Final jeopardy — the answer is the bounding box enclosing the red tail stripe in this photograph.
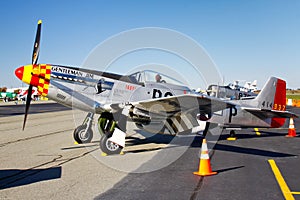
[272,79,286,111]
[271,79,286,128]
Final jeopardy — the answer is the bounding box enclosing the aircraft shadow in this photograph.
[0,167,61,190]
[213,143,296,158]
[124,131,296,157]
[124,147,165,154]
[126,133,175,146]
[94,133,294,199]
[124,134,203,154]
[217,130,289,141]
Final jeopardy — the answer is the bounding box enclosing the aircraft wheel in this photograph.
[73,124,93,144]
[229,130,236,138]
[99,132,122,155]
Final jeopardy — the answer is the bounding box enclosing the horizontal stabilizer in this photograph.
[243,107,298,119]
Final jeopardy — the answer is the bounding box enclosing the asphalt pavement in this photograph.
[0,103,299,199]
[0,100,70,117]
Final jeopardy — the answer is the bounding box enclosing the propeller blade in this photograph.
[32,20,42,65]
[22,20,43,130]
[23,85,33,130]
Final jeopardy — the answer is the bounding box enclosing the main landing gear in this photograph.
[73,112,94,144]
[98,112,123,155]
[73,112,123,155]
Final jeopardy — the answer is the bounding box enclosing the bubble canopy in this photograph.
[128,70,185,86]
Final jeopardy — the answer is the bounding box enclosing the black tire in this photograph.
[98,112,123,154]
[73,124,93,144]
[99,132,122,155]
[229,130,236,138]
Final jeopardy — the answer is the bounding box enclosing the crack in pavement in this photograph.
[189,148,216,200]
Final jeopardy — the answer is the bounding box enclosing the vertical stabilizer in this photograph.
[255,77,286,127]
[256,77,286,110]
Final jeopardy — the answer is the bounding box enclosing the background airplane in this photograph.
[206,84,257,100]
[15,20,297,155]
[243,80,258,92]
[228,80,258,93]
[204,79,258,100]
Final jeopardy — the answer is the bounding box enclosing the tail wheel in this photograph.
[73,124,93,144]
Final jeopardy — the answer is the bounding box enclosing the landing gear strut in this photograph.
[98,112,123,155]
[73,112,94,144]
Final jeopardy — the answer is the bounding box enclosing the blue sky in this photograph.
[1,0,299,89]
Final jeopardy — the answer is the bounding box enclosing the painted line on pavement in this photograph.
[268,159,295,200]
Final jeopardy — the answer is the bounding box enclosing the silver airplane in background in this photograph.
[15,20,297,155]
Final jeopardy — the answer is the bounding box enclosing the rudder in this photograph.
[255,77,286,127]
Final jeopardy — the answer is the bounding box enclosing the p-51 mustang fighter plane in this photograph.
[15,20,297,155]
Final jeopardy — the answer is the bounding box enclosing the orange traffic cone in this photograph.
[193,139,217,176]
[286,118,297,137]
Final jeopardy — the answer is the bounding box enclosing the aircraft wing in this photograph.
[243,108,298,119]
[132,94,234,116]
[127,94,235,135]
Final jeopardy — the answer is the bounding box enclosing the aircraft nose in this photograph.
[15,66,24,80]
[14,65,39,86]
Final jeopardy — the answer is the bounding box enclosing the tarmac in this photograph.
[0,102,299,199]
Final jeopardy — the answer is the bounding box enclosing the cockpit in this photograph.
[128,70,185,86]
